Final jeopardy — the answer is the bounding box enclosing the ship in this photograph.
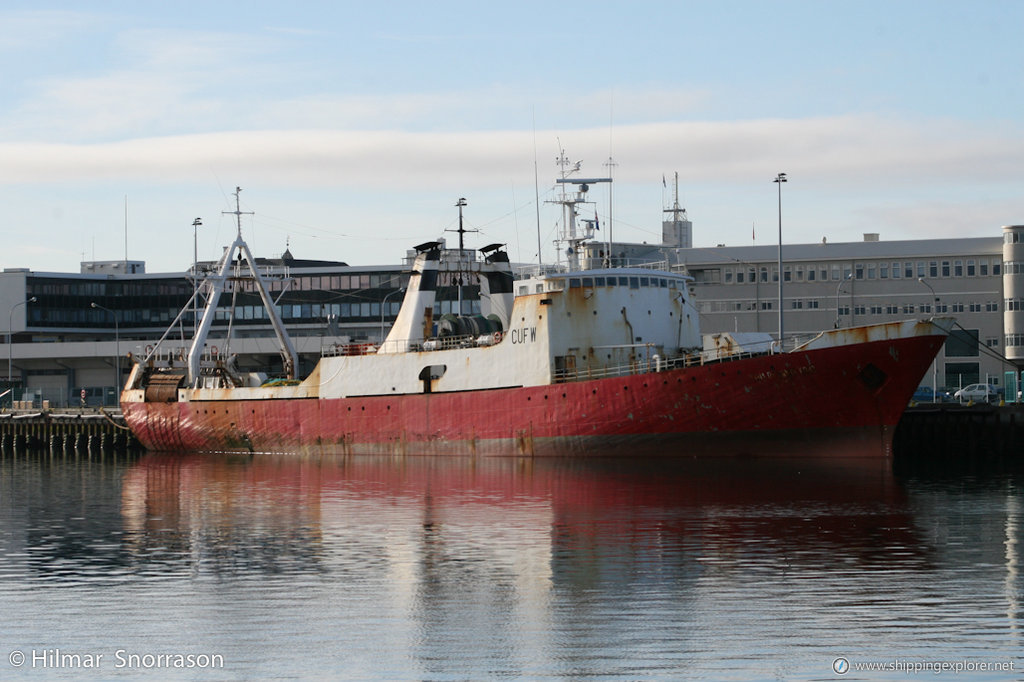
[120,181,952,458]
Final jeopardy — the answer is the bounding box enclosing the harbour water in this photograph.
[1,448,1022,680]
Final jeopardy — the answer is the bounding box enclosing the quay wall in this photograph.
[0,409,141,453]
[895,403,1024,462]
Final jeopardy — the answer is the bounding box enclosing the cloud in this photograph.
[0,116,1019,192]
[0,9,98,50]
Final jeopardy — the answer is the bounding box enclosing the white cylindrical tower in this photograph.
[1002,225,1024,367]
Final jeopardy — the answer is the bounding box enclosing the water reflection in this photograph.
[111,454,921,576]
[114,453,927,678]
[2,449,1022,679]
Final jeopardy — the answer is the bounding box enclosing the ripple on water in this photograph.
[1,453,1023,679]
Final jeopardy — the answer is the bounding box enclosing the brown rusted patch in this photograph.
[144,371,186,403]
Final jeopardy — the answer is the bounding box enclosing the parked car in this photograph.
[953,383,1000,404]
[910,386,935,403]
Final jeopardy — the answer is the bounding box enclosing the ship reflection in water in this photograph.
[2,447,1022,679]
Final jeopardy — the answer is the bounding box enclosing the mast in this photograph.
[549,149,611,271]
[223,186,254,238]
[445,197,478,315]
[662,172,692,249]
[187,187,299,385]
[603,156,616,266]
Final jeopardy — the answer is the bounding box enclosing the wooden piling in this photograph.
[0,409,142,454]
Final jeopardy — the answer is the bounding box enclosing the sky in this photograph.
[0,1,1022,274]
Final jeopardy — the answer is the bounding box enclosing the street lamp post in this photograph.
[192,217,202,336]
[7,296,36,402]
[917,276,939,312]
[834,274,853,329]
[773,173,787,349]
[918,277,940,400]
[379,288,405,350]
[91,302,120,404]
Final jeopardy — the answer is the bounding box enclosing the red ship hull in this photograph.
[123,331,945,458]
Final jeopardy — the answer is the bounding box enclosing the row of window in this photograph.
[29,279,191,298]
[27,272,405,298]
[27,298,489,328]
[237,273,403,293]
[700,300,999,314]
[566,275,680,290]
[711,258,1003,285]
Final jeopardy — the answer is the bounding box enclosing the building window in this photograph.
[724,268,733,284]
[955,260,963,277]
[854,305,865,315]
[969,302,982,312]
[952,302,964,313]
[945,329,980,357]
[994,260,1002,276]
[870,305,882,314]
[855,264,864,280]
[892,262,902,279]
[903,304,916,314]
[760,267,769,283]
[879,263,889,279]
[831,265,840,281]
[886,304,898,314]
[921,304,932,313]
[931,261,939,277]
[967,260,976,277]
[808,300,819,309]
[944,361,979,387]
[987,301,998,312]
[936,303,948,313]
